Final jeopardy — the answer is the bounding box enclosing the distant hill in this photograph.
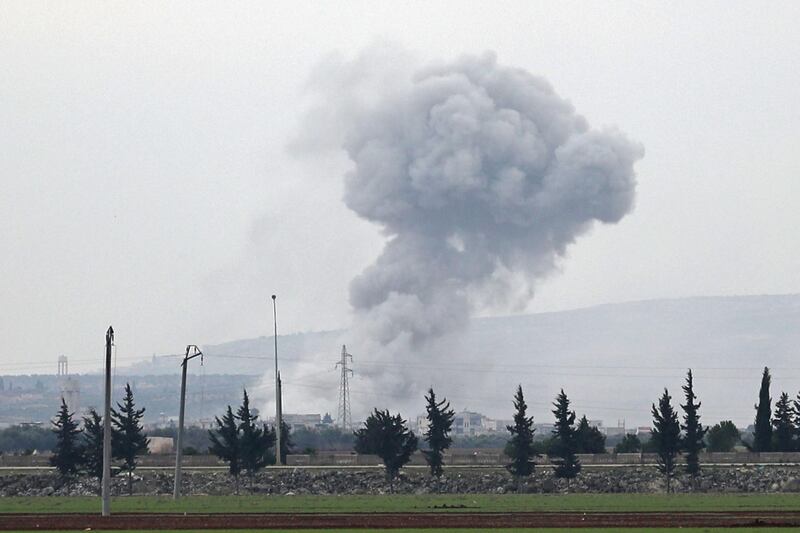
[122,294,800,427]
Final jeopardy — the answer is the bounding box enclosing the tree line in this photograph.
[342,367,797,493]
[42,365,800,494]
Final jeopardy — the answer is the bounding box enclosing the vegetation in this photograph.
[81,409,106,482]
[111,383,149,496]
[706,421,740,452]
[614,434,642,453]
[354,409,418,491]
[680,369,706,479]
[753,367,772,452]
[0,424,56,453]
[505,385,538,481]
[209,405,243,494]
[550,389,581,486]
[575,416,606,454]
[278,420,293,464]
[49,398,82,485]
[452,433,509,449]
[237,390,274,486]
[772,391,795,452]
[290,426,355,452]
[422,388,455,478]
[651,388,681,493]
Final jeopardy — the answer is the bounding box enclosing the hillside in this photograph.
[121,294,800,426]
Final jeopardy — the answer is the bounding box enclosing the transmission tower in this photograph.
[336,344,353,430]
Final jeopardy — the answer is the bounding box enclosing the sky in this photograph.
[1,1,799,377]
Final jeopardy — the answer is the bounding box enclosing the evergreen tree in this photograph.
[550,389,581,487]
[50,398,82,486]
[680,369,707,479]
[208,405,242,494]
[772,392,795,452]
[651,388,681,493]
[505,385,538,482]
[753,367,772,452]
[575,415,606,454]
[793,392,800,445]
[614,434,642,454]
[279,420,293,464]
[706,421,740,452]
[236,390,273,488]
[110,383,149,496]
[422,388,455,478]
[81,409,105,484]
[354,409,418,492]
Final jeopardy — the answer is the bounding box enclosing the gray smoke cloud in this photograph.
[296,47,643,411]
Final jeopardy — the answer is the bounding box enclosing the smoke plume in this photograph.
[297,47,643,410]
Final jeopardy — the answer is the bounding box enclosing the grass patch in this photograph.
[2,493,800,514]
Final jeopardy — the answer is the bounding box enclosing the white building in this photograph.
[415,410,501,437]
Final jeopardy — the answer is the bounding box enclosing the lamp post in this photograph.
[272,295,282,466]
[102,326,113,516]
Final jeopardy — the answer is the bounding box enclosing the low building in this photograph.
[148,436,174,454]
[282,413,321,430]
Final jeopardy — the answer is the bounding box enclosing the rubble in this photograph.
[3,465,800,496]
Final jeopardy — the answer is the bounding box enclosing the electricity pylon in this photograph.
[336,345,353,431]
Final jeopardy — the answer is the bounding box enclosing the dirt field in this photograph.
[4,511,800,530]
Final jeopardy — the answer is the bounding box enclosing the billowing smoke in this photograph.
[295,47,643,414]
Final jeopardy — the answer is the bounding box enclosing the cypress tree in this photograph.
[81,409,105,488]
[209,405,242,494]
[550,389,581,487]
[237,389,272,489]
[111,383,149,496]
[279,420,293,464]
[680,369,707,480]
[354,409,418,492]
[575,415,606,454]
[651,388,681,493]
[753,367,772,452]
[793,392,800,444]
[505,385,538,483]
[772,392,795,452]
[50,398,82,487]
[423,388,455,479]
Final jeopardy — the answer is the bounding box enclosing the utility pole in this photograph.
[102,326,113,516]
[336,345,353,431]
[272,295,282,466]
[174,345,203,499]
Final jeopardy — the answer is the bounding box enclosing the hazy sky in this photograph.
[1,1,799,374]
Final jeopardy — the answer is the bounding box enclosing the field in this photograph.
[5,494,800,531]
[4,493,800,514]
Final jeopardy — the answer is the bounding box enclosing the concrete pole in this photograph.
[272,295,282,466]
[173,345,201,499]
[102,326,113,516]
[173,355,188,499]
